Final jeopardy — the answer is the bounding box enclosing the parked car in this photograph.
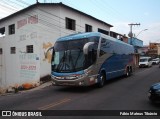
[152,58,160,65]
[139,57,152,68]
[148,83,160,103]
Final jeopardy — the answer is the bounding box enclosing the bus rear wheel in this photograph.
[126,67,132,77]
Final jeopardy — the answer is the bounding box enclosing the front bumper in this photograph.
[139,64,148,67]
[51,74,98,86]
[148,90,160,103]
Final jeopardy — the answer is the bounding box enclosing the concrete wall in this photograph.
[0,8,41,93]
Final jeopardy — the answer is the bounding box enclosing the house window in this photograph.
[26,45,33,53]
[98,28,109,35]
[85,24,92,32]
[10,47,16,54]
[9,24,15,35]
[0,27,5,36]
[65,17,76,30]
[0,48,2,55]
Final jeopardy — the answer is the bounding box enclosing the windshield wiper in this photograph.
[73,48,82,71]
[56,51,66,72]
[68,50,75,72]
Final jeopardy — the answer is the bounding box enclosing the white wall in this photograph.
[0,8,41,93]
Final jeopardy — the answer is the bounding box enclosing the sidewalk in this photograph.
[21,81,53,93]
[0,81,53,96]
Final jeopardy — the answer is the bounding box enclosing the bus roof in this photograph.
[57,32,101,42]
[57,32,133,48]
[100,33,133,47]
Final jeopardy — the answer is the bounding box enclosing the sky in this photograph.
[0,0,160,45]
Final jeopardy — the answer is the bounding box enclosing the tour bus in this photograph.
[49,32,134,87]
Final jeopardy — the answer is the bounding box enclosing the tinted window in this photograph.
[9,24,15,35]
[26,45,33,53]
[85,24,92,32]
[66,17,76,30]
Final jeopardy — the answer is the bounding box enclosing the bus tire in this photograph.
[97,72,106,88]
[129,66,133,76]
[125,67,130,77]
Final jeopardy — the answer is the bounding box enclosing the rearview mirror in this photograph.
[83,42,95,55]
[45,47,54,59]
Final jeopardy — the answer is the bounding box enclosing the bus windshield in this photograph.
[51,36,99,73]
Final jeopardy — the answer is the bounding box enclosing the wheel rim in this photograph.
[126,69,129,76]
[126,71,129,76]
[100,74,104,86]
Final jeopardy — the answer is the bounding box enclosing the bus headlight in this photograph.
[89,77,95,82]
[75,74,85,79]
[79,81,85,85]
[84,69,93,75]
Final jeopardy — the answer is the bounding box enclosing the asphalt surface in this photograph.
[0,65,160,119]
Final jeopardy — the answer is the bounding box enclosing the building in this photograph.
[158,45,160,57]
[137,45,149,56]
[128,38,143,51]
[0,3,113,93]
[110,31,128,43]
[128,37,143,67]
[148,43,160,58]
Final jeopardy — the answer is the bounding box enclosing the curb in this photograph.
[0,81,53,96]
[20,81,53,92]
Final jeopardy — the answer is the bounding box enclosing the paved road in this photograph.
[0,65,160,119]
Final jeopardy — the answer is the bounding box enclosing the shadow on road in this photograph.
[149,102,160,108]
[53,75,129,93]
[54,85,97,93]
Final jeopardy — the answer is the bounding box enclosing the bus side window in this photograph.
[85,43,98,67]
[100,38,106,56]
[101,38,106,44]
[91,43,98,63]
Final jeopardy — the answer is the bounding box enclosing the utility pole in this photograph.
[128,23,140,45]
[128,23,140,68]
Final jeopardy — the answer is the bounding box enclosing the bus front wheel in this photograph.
[97,72,106,88]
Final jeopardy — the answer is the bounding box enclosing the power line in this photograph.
[1,0,20,10]
[100,0,133,22]
[15,0,30,6]
[91,0,118,23]
[0,2,18,12]
[7,0,26,8]
[0,0,115,37]
[13,0,87,31]
[0,1,84,35]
